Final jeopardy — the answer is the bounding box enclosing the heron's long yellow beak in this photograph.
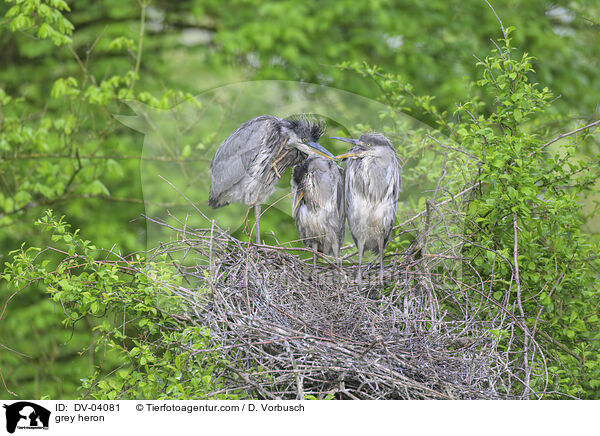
[336,152,360,159]
[314,149,337,161]
[307,141,337,161]
[294,190,304,210]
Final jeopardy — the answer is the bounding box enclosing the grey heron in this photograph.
[209,115,336,244]
[333,133,402,286]
[291,156,345,267]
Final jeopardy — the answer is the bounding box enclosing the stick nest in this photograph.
[151,208,515,400]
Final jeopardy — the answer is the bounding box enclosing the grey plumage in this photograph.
[333,133,402,286]
[291,156,345,264]
[209,115,335,244]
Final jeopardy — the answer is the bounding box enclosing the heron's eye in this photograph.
[301,137,306,142]
[367,143,371,146]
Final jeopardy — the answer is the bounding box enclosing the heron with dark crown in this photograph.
[209,115,336,244]
[291,156,345,267]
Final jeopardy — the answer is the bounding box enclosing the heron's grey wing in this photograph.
[335,166,346,246]
[290,164,302,217]
[389,155,402,203]
[209,150,254,206]
[394,153,402,195]
[359,148,401,203]
[209,116,280,205]
[210,115,279,168]
[383,153,402,247]
[336,166,345,218]
[342,144,367,202]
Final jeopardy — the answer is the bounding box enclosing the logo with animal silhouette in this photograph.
[2,402,50,434]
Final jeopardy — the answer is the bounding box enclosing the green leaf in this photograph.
[513,108,522,123]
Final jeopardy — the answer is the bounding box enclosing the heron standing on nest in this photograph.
[333,133,402,286]
[209,115,337,244]
[291,156,345,267]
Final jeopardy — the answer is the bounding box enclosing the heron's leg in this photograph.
[357,241,364,290]
[254,204,261,244]
[312,242,318,284]
[378,238,384,286]
[333,243,342,273]
[333,244,343,302]
[242,207,251,235]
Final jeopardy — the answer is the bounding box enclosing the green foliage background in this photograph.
[0,0,599,399]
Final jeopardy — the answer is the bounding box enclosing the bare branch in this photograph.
[536,119,600,153]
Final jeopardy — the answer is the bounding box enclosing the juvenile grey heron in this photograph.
[209,115,336,244]
[333,133,402,286]
[291,156,345,267]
